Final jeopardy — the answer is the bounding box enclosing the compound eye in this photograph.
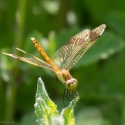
[66,78,78,90]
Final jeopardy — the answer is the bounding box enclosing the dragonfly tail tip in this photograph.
[31,37,35,41]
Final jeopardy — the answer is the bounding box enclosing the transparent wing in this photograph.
[52,24,106,70]
[52,29,90,69]
[3,48,53,71]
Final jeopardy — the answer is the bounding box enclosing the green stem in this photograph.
[4,0,27,124]
[56,0,70,30]
[4,82,17,124]
[15,0,27,49]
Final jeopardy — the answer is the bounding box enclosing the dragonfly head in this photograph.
[66,78,78,90]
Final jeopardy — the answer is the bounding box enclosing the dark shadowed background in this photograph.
[0,0,125,125]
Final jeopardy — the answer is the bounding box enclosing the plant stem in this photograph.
[4,0,27,124]
[15,0,27,49]
[56,0,70,30]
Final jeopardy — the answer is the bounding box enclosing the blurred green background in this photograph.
[0,0,125,125]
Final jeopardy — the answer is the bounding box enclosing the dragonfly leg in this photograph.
[63,88,72,107]
[63,89,79,107]
[72,90,79,98]
[66,89,72,101]
[63,89,66,107]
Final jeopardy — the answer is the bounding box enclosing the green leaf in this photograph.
[34,78,58,125]
[76,107,111,125]
[34,77,79,125]
[60,97,79,125]
[84,0,125,23]
[48,31,56,57]
[105,11,125,36]
[99,47,125,94]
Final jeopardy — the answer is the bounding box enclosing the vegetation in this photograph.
[0,0,125,125]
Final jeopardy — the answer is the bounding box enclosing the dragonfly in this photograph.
[3,24,106,98]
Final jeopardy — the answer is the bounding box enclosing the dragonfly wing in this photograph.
[52,29,90,69]
[65,24,106,70]
[3,48,53,71]
[52,24,106,70]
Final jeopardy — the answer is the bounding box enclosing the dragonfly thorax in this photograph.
[56,70,78,90]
